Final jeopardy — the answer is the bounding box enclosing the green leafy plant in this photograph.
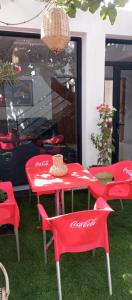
[51,0,128,24]
[0,60,21,86]
[91,103,116,165]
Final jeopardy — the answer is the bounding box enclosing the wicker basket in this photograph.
[41,7,70,54]
[0,263,10,300]
[49,154,68,177]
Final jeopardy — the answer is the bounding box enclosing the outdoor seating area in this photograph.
[1,0,132,299]
[0,155,132,299]
[0,189,132,299]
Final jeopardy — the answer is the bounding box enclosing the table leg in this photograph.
[55,190,60,215]
[60,190,65,214]
[55,190,65,215]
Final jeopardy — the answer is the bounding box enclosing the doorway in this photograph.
[113,65,132,162]
[105,39,132,162]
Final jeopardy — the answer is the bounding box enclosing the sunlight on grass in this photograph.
[130,244,132,249]
[122,273,132,295]
[123,273,132,281]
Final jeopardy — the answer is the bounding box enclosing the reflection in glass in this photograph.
[0,36,78,186]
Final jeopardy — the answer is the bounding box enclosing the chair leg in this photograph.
[14,228,20,262]
[43,230,47,264]
[88,190,91,209]
[28,188,32,204]
[106,253,112,296]
[120,199,124,210]
[61,190,65,214]
[37,194,40,221]
[56,261,62,300]
[55,191,60,215]
[71,189,74,212]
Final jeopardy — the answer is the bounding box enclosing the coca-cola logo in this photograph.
[70,218,96,228]
[35,160,49,167]
[123,168,132,177]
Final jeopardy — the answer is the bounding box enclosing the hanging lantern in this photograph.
[41,7,70,54]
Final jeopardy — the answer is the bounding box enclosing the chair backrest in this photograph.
[0,181,20,227]
[0,182,15,201]
[38,197,112,261]
[104,178,132,200]
[25,154,53,172]
[89,160,132,181]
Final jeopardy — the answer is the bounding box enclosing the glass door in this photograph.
[0,33,82,187]
[105,40,132,162]
[113,65,132,161]
[119,69,132,160]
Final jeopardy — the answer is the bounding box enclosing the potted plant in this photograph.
[90,103,116,182]
[91,103,116,165]
[0,60,21,106]
[0,60,21,85]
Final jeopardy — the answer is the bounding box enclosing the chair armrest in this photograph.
[106,178,132,187]
[37,204,51,230]
[37,204,48,218]
[104,178,132,196]
[94,197,113,211]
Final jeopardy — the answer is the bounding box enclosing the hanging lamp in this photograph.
[41,6,70,54]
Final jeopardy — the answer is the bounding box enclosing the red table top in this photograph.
[26,163,96,193]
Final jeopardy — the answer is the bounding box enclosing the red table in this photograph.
[26,162,96,214]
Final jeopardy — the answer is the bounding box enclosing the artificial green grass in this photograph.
[0,190,132,300]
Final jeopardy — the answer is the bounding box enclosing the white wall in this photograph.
[1,1,132,166]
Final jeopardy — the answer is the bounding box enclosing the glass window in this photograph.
[106,42,132,62]
[0,35,80,186]
[104,66,113,107]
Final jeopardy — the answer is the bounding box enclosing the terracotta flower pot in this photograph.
[49,154,68,177]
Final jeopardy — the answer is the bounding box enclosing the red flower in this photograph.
[14,65,21,73]
[97,103,113,113]
[0,94,4,103]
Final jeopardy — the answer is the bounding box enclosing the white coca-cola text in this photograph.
[123,167,132,177]
[70,218,96,228]
[35,160,49,167]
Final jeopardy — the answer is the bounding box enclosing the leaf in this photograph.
[74,0,81,8]
[81,1,89,11]
[108,3,117,24]
[114,0,128,7]
[88,0,101,13]
[100,6,108,20]
[67,6,77,18]
[100,3,117,24]
[55,0,128,23]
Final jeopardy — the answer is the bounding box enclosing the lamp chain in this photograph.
[0,0,54,25]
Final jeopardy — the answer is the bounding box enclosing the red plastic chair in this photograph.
[89,161,132,180]
[0,181,20,261]
[0,132,15,151]
[88,161,132,208]
[38,197,113,299]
